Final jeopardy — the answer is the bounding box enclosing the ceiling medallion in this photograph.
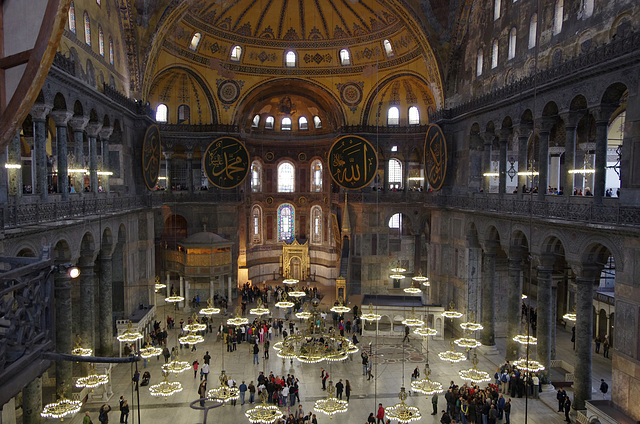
[217,79,241,104]
[339,82,363,107]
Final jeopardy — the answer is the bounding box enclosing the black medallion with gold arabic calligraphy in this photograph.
[202,137,250,189]
[142,124,161,191]
[424,124,447,191]
[328,135,378,190]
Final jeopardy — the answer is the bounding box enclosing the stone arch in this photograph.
[73,100,84,116]
[53,239,72,262]
[600,82,628,110]
[579,240,619,272]
[79,231,97,258]
[466,221,480,248]
[569,95,588,112]
[101,227,114,256]
[53,92,67,111]
[385,211,414,236]
[609,13,633,39]
[17,247,37,257]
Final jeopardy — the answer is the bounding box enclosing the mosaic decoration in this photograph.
[250,51,278,63]
[202,137,250,189]
[277,203,295,242]
[328,135,378,190]
[424,124,447,191]
[338,82,363,107]
[217,79,241,104]
[142,125,161,190]
[303,53,332,64]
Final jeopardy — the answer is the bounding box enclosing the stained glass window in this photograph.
[278,203,295,242]
[69,2,76,34]
[231,45,242,62]
[383,39,394,57]
[84,12,91,45]
[278,162,295,192]
[98,25,104,56]
[285,51,296,67]
[339,49,351,65]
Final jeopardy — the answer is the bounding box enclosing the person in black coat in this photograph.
[564,396,572,423]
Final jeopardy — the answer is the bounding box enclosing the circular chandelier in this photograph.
[75,370,109,389]
[275,293,295,309]
[287,288,306,298]
[295,303,312,320]
[390,265,407,273]
[454,338,482,349]
[246,392,283,423]
[116,321,143,343]
[179,334,205,345]
[184,314,207,332]
[314,380,348,417]
[411,271,429,286]
[442,302,463,319]
[282,278,299,285]
[164,289,184,303]
[162,360,190,374]
[563,312,576,322]
[71,336,92,357]
[460,322,484,332]
[513,335,537,345]
[360,303,381,322]
[250,299,271,316]
[403,284,421,294]
[227,307,249,326]
[459,353,491,384]
[149,373,182,397]
[411,364,443,395]
[154,276,166,293]
[41,397,81,420]
[513,358,545,373]
[522,294,528,299]
[401,307,424,327]
[438,342,466,363]
[414,326,437,337]
[330,296,351,314]
[390,274,406,279]
[200,298,221,315]
[207,371,239,404]
[385,387,421,423]
[140,346,163,358]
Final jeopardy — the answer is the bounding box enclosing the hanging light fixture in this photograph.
[71,336,92,357]
[412,271,429,286]
[200,298,221,315]
[330,296,351,314]
[513,358,545,373]
[438,341,466,363]
[179,333,205,345]
[75,365,109,389]
[245,392,284,423]
[41,395,82,420]
[287,281,306,298]
[282,278,299,285]
[411,363,443,396]
[207,370,239,404]
[149,372,183,397]
[414,326,437,337]
[275,292,295,309]
[360,303,382,322]
[184,313,207,332]
[139,345,163,358]
[513,335,537,345]
[227,306,249,326]
[314,380,348,417]
[403,281,421,294]
[116,321,143,343]
[295,302,312,320]
[521,294,528,299]
[563,304,577,322]
[454,337,482,349]
[385,387,421,423]
[250,298,271,316]
[401,307,424,327]
[458,353,491,384]
[460,322,484,332]
[164,289,185,303]
[154,276,166,293]
[442,302,463,319]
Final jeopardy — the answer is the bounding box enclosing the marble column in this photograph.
[210,280,214,300]
[166,272,171,298]
[54,273,73,397]
[536,256,555,378]
[228,275,232,303]
[164,151,173,192]
[31,104,51,201]
[8,132,23,198]
[184,280,190,313]
[22,376,42,424]
[78,254,96,351]
[179,276,185,309]
[481,243,497,346]
[86,123,102,194]
[186,150,194,193]
[506,252,523,361]
[99,126,113,194]
[50,111,72,200]
[537,124,551,200]
[592,107,613,203]
[516,125,532,197]
[482,133,494,193]
[498,129,511,195]
[574,269,599,410]
[69,117,88,195]
[98,253,113,356]
[560,112,580,197]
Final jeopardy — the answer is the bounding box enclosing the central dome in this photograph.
[185,0,400,44]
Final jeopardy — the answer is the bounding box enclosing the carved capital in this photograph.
[163,151,174,160]
[85,122,103,138]
[590,105,617,125]
[99,126,114,140]
[49,110,73,127]
[498,127,513,142]
[559,111,583,129]
[68,116,89,132]
[537,116,557,134]
[31,104,52,122]
[482,132,497,146]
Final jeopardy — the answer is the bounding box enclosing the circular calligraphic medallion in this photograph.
[265,152,275,162]
[340,83,363,107]
[298,152,307,162]
[328,135,378,190]
[424,124,447,191]
[218,80,240,104]
[202,137,249,189]
[142,125,161,190]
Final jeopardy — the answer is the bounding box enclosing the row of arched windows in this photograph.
[251,115,321,131]
[186,34,395,65]
[251,204,324,244]
[68,2,114,65]
[387,106,420,126]
[155,104,191,124]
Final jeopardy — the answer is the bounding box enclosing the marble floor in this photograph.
[65,301,612,424]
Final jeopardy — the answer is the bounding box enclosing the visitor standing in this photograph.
[98,404,111,424]
[376,403,385,424]
[603,336,610,358]
[564,396,572,423]
[431,392,438,415]
[239,381,247,405]
[599,379,609,398]
[504,398,511,424]
[335,379,344,400]
[345,380,351,402]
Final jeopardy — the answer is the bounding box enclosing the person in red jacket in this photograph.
[376,403,385,424]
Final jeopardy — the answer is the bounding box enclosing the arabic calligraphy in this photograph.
[328,135,378,189]
[142,125,161,190]
[203,137,249,189]
[424,124,447,191]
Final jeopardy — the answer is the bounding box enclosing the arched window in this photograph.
[109,37,114,64]
[313,116,322,129]
[553,0,564,35]
[98,25,104,56]
[178,105,190,123]
[265,116,274,129]
[491,39,499,69]
[529,14,537,49]
[583,0,594,18]
[494,0,501,20]
[252,205,262,243]
[281,117,292,131]
[408,106,420,125]
[230,45,242,62]
[251,161,262,192]
[156,104,168,123]
[299,116,308,130]
[285,51,296,67]
[387,106,399,126]
[278,162,295,192]
[277,203,295,242]
[69,2,76,34]
[476,48,483,76]
[389,212,402,229]
[189,33,202,51]
[508,27,517,60]
[388,158,402,189]
[339,49,351,65]
[84,11,91,45]
[252,114,260,128]
[311,206,322,244]
[311,160,323,192]
[383,39,394,57]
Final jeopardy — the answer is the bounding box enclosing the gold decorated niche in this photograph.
[281,240,310,281]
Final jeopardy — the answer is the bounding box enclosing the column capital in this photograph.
[482,240,499,255]
[99,126,114,140]
[49,110,73,127]
[570,262,601,281]
[186,151,194,160]
[498,127,513,142]
[31,104,52,121]
[590,105,617,125]
[536,116,556,134]
[482,132,497,146]
[68,116,89,132]
[535,253,556,269]
[514,122,533,136]
[559,111,583,128]
[86,122,103,138]
[163,151,174,160]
